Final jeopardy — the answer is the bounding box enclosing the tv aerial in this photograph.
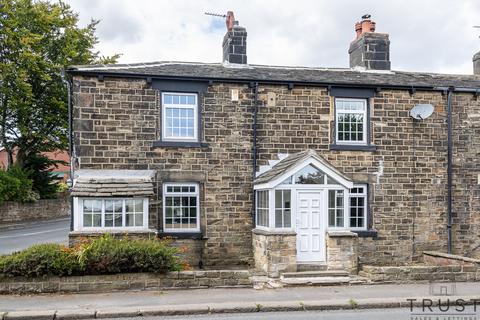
[409,104,434,120]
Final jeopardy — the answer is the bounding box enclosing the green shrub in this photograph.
[0,235,182,278]
[0,166,39,205]
[78,234,182,275]
[0,243,81,278]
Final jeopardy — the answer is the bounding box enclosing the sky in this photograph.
[65,0,480,75]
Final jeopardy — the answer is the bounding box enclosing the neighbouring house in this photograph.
[67,13,480,275]
[0,147,70,181]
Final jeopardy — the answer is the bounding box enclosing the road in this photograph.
[107,307,479,320]
[0,217,70,254]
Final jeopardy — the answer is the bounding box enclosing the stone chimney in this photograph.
[222,11,247,64]
[473,51,480,75]
[349,15,390,70]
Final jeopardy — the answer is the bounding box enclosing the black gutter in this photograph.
[446,87,453,254]
[66,69,479,93]
[251,82,259,224]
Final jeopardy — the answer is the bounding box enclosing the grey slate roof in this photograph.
[68,61,480,89]
[71,170,156,197]
[254,150,352,186]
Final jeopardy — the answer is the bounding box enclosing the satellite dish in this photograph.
[410,104,434,120]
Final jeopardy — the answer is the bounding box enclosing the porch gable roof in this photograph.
[254,150,353,189]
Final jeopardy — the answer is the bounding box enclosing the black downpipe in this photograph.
[61,71,74,232]
[446,88,453,254]
[252,82,259,224]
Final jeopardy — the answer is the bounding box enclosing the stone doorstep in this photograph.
[281,270,350,278]
[280,276,351,286]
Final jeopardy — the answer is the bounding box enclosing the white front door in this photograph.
[296,190,326,262]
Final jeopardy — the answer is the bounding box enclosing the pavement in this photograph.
[0,217,70,255]
[0,282,479,319]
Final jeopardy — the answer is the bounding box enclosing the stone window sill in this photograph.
[329,144,377,152]
[152,141,208,148]
[252,228,296,236]
[352,229,378,238]
[158,232,205,240]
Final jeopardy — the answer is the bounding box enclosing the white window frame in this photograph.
[335,98,368,145]
[161,92,198,142]
[327,189,348,229]
[274,189,292,229]
[255,190,270,230]
[163,182,200,233]
[73,197,149,232]
[348,184,368,230]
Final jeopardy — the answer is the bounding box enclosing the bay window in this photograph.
[81,198,148,229]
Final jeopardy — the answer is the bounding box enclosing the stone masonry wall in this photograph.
[326,231,358,273]
[0,270,252,294]
[0,192,70,224]
[73,75,480,267]
[252,230,296,276]
[255,86,451,265]
[72,77,254,267]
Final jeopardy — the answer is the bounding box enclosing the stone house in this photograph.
[67,13,480,275]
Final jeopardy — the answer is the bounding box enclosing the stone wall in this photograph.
[0,270,252,294]
[72,75,480,267]
[252,229,296,276]
[359,265,480,283]
[254,85,455,265]
[326,231,358,273]
[0,192,70,224]
[72,77,254,267]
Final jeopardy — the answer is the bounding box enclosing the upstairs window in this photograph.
[162,93,198,142]
[335,98,367,145]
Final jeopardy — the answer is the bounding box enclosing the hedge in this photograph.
[0,235,183,278]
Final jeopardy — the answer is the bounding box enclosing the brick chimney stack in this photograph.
[222,11,247,64]
[349,15,390,70]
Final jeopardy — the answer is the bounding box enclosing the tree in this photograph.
[0,0,119,196]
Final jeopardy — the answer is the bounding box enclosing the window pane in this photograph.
[283,190,291,209]
[134,199,143,212]
[275,209,283,228]
[83,214,92,227]
[92,214,102,227]
[105,214,113,227]
[284,209,291,228]
[135,214,143,227]
[114,213,122,227]
[295,165,325,184]
[126,213,134,226]
[275,190,282,208]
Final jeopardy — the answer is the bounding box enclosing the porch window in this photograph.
[328,190,344,228]
[81,198,148,229]
[349,185,367,229]
[275,190,291,228]
[256,190,269,227]
[163,183,200,232]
